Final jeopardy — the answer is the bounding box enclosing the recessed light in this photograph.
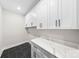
[17,6,21,10]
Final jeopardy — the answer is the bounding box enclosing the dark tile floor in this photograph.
[1,42,31,58]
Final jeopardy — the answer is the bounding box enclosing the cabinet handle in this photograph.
[56,20,57,27]
[58,19,60,27]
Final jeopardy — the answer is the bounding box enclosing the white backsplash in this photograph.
[25,28,79,49]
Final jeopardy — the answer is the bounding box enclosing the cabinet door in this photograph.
[48,0,58,29]
[34,0,48,29]
[25,11,37,27]
[36,48,48,58]
[61,0,76,29]
[31,46,36,58]
[25,14,32,27]
[30,12,37,27]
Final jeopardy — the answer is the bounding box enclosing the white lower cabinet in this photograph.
[32,44,79,58]
[31,46,36,58]
[36,48,48,58]
[31,45,48,58]
[31,38,79,58]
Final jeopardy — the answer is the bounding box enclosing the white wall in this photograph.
[0,5,3,56]
[0,9,36,56]
[2,9,29,49]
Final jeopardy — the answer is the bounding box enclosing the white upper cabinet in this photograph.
[60,0,79,29]
[35,0,48,29]
[25,0,48,29]
[48,0,77,29]
[25,10,37,27]
[48,0,62,29]
[25,14,32,27]
[60,0,76,29]
[48,0,58,29]
[25,0,79,29]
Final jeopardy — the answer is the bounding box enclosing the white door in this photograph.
[48,0,58,29]
[61,0,76,29]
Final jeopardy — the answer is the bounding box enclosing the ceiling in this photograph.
[0,0,40,15]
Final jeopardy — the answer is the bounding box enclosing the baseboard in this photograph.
[0,49,4,57]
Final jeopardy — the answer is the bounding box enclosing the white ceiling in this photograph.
[0,0,40,15]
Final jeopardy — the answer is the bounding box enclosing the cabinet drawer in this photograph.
[31,42,57,58]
